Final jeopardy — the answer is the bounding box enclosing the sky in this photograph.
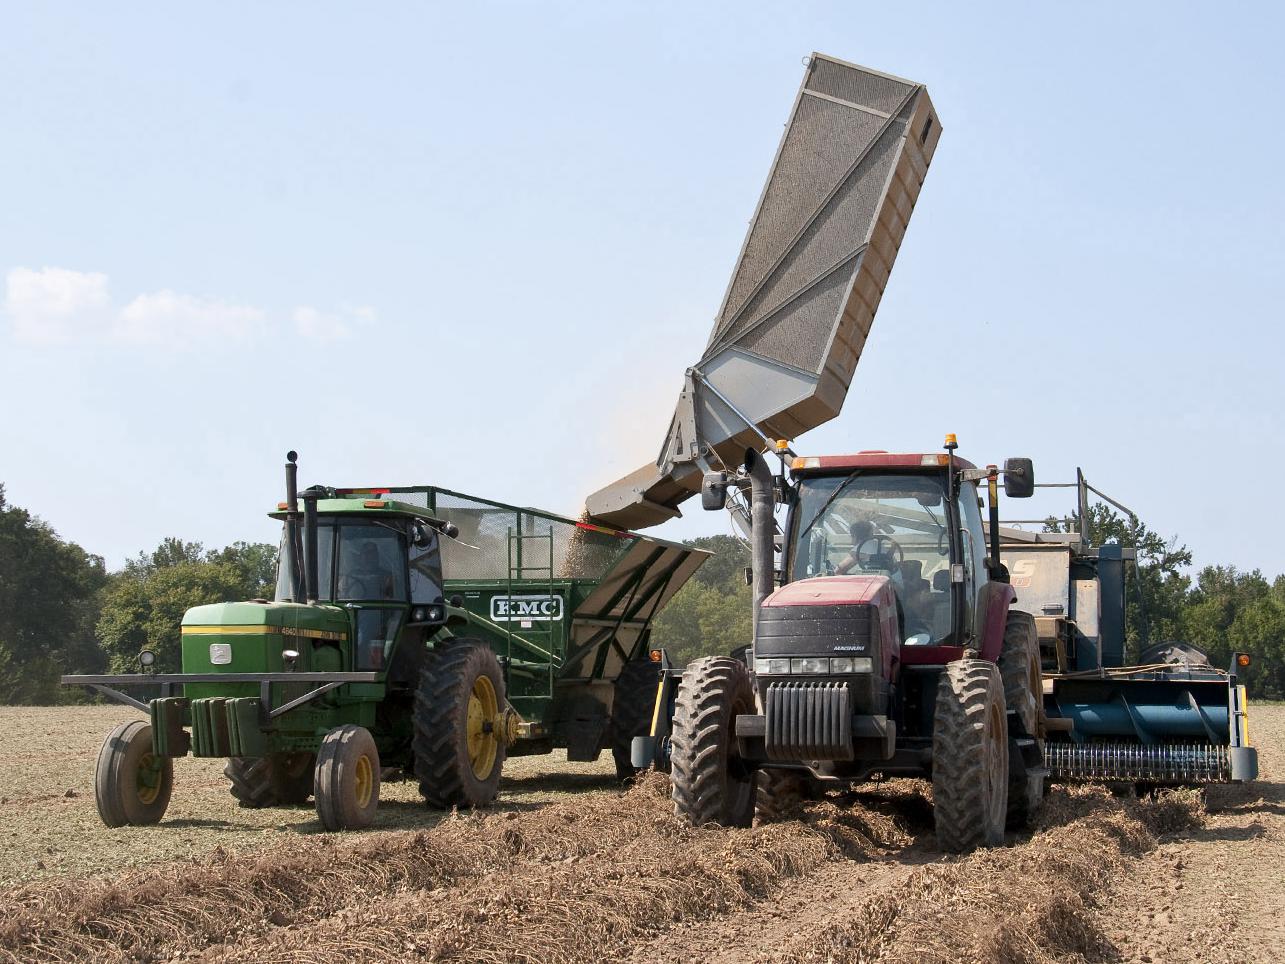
[2,2,1282,578]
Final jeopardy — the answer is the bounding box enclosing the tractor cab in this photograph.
[269,496,452,674]
[782,447,1027,659]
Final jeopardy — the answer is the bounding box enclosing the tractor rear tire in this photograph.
[755,768,806,824]
[999,611,1043,738]
[272,751,316,804]
[95,720,173,827]
[414,641,507,809]
[611,658,661,781]
[225,757,274,808]
[999,610,1045,828]
[314,725,380,831]
[225,752,315,808]
[931,659,1008,852]
[669,656,756,828]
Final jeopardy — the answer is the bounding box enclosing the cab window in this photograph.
[336,524,407,601]
[274,522,336,602]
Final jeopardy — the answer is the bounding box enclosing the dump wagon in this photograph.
[64,453,705,830]
[996,472,1257,787]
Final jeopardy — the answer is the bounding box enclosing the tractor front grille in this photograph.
[765,681,853,761]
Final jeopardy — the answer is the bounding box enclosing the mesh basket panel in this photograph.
[717,119,903,359]
[432,491,631,581]
[717,95,884,336]
[804,59,912,114]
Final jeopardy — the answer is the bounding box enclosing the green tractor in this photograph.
[66,453,705,830]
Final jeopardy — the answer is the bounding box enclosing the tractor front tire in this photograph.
[95,720,173,827]
[932,659,1008,851]
[314,725,380,831]
[669,656,756,828]
[414,641,507,809]
[611,658,662,781]
[999,610,1045,828]
[755,768,807,824]
[225,752,315,808]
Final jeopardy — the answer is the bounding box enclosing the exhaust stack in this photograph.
[284,451,305,602]
[744,449,775,642]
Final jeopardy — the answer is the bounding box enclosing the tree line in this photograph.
[0,484,1281,701]
[0,484,274,703]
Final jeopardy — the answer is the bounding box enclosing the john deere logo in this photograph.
[491,594,563,622]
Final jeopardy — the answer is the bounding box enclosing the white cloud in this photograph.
[4,265,372,348]
[116,290,265,344]
[292,304,377,341]
[4,266,112,344]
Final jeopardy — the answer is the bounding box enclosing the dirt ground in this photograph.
[0,706,616,883]
[0,704,1281,962]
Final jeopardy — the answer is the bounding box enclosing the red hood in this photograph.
[763,575,891,607]
[762,576,901,677]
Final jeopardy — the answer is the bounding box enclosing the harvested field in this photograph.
[0,706,617,884]
[1,704,1281,962]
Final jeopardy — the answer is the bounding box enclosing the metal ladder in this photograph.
[504,522,558,698]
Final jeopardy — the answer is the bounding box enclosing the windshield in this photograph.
[274,523,335,602]
[336,523,407,601]
[274,519,408,602]
[790,472,954,643]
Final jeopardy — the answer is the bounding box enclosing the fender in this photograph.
[977,581,1017,662]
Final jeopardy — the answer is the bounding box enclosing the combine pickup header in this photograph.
[997,472,1258,786]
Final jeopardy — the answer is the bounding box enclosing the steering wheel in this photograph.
[855,535,903,572]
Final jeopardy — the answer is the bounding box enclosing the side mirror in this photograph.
[701,472,729,511]
[412,522,433,548]
[1003,458,1035,498]
[441,521,459,539]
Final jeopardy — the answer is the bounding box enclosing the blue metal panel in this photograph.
[1097,545,1128,668]
[1047,676,1231,744]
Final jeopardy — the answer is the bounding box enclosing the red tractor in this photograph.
[642,437,1044,850]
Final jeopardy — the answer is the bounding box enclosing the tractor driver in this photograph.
[340,541,395,599]
[834,519,877,575]
[835,516,934,640]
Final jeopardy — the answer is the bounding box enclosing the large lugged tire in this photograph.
[272,751,316,804]
[414,640,507,808]
[932,659,1008,851]
[225,752,315,808]
[611,658,662,781]
[999,610,1045,828]
[95,720,173,827]
[670,656,757,828]
[999,611,1042,738]
[314,725,380,831]
[755,768,806,824]
[225,757,274,808]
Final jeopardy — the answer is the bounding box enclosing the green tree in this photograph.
[0,484,108,703]
[651,535,753,666]
[97,539,278,673]
[207,541,277,598]
[1183,566,1284,698]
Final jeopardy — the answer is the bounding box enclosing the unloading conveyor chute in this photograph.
[586,53,942,530]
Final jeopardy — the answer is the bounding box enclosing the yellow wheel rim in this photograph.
[136,753,161,805]
[354,754,373,809]
[466,674,499,780]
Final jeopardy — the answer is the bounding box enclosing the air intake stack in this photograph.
[587,54,941,530]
